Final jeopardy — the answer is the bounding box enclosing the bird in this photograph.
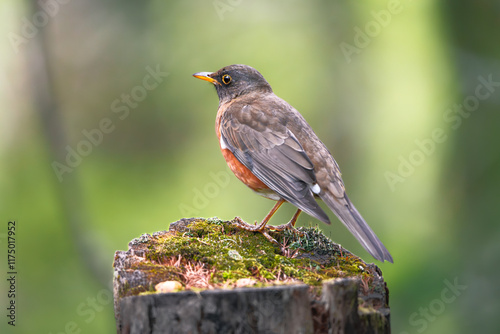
[192,64,393,263]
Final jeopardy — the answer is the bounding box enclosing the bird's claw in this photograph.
[231,217,303,248]
[232,217,268,232]
[231,217,280,245]
[266,220,305,237]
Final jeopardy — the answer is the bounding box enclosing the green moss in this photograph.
[130,218,377,293]
[119,282,154,298]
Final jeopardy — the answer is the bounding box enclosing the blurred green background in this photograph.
[1,0,499,333]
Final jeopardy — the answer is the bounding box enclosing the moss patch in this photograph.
[117,217,380,296]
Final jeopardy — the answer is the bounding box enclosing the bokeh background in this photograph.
[1,0,499,333]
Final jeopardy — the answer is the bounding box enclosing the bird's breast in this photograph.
[219,146,270,193]
[216,103,272,195]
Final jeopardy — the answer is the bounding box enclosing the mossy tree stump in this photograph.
[113,218,390,334]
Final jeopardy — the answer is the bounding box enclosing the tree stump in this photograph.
[113,218,390,333]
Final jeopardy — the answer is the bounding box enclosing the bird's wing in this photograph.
[220,103,330,224]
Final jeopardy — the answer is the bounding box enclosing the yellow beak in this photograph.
[192,71,220,85]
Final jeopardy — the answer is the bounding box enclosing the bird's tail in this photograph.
[321,192,393,263]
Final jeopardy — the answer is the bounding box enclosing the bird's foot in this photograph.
[266,220,305,237]
[231,217,280,246]
[232,216,267,232]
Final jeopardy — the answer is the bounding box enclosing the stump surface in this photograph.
[113,218,390,333]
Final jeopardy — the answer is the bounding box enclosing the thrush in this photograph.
[193,64,393,263]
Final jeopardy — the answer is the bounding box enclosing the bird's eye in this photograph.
[222,74,232,85]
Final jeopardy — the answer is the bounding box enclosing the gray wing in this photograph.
[220,104,330,224]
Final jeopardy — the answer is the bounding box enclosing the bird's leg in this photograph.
[266,209,304,236]
[232,199,285,244]
[233,199,284,231]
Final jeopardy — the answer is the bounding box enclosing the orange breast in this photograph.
[215,102,270,193]
[220,148,269,191]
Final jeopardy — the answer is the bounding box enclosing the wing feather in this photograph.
[220,104,330,224]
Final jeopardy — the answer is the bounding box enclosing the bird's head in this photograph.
[193,64,273,103]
